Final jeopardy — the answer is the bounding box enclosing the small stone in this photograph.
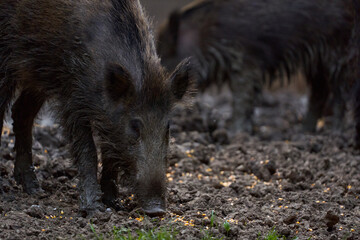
[32,141,43,151]
[284,170,300,183]
[236,165,245,172]
[264,160,277,175]
[2,150,14,161]
[212,128,229,145]
[310,142,322,153]
[283,214,297,225]
[282,181,295,191]
[265,218,274,226]
[77,217,87,228]
[57,176,68,183]
[26,205,44,219]
[26,228,40,237]
[279,227,291,237]
[213,182,223,189]
[329,235,337,240]
[91,211,112,224]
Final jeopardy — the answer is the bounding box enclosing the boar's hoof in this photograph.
[14,167,43,195]
[79,202,106,218]
[141,200,166,217]
[79,190,106,217]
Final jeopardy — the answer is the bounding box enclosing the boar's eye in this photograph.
[130,118,143,138]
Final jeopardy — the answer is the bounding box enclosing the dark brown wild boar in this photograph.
[0,0,194,216]
[157,0,354,134]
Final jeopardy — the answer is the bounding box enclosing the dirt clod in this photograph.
[25,205,45,219]
[283,214,297,225]
[324,211,340,230]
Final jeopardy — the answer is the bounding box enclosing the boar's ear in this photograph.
[169,58,195,101]
[105,63,135,103]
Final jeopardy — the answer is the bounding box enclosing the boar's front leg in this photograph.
[12,90,45,194]
[100,145,121,210]
[62,107,105,215]
[330,82,346,131]
[229,70,261,134]
[73,127,104,215]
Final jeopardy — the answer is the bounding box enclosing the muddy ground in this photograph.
[0,87,359,240]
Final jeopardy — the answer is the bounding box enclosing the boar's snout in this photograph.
[136,171,167,217]
[141,198,166,217]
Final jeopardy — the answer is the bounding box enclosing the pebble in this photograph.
[25,205,44,219]
[283,214,297,225]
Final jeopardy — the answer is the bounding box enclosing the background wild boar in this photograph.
[157,0,353,134]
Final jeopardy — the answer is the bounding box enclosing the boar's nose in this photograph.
[143,207,166,217]
[141,199,166,217]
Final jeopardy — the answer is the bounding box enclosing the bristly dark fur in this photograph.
[158,0,354,133]
[353,0,360,147]
[0,0,194,215]
[0,1,17,105]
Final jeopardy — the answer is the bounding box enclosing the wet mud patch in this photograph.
[0,91,359,240]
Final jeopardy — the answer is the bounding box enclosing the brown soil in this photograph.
[0,89,359,240]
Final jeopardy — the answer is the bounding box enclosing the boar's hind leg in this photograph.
[330,81,346,131]
[0,93,11,144]
[100,148,121,210]
[12,90,45,194]
[64,115,104,215]
[303,62,329,132]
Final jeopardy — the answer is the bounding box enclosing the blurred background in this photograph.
[141,0,307,93]
[140,0,308,137]
[141,0,193,27]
